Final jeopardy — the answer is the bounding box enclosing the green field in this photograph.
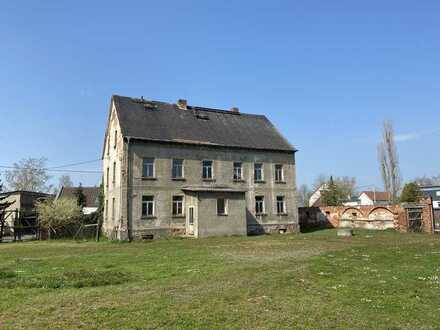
[1,230,440,329]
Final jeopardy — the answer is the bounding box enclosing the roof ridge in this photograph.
[114,95,266,117]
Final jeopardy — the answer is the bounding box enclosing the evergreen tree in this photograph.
[74,183,87,208]
[400,182,423,203]
[321,176,345,206]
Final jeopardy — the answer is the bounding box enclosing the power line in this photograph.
[47,159,101,169]
[0,165,101,174]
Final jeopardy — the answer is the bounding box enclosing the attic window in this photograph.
[196,113,209,120]
[144,103,158,110]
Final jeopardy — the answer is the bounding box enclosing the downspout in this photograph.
[126,137,133,242]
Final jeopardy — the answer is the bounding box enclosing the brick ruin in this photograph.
[299,198,434,234]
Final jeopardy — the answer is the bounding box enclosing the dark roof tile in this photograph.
[113,95,295,152]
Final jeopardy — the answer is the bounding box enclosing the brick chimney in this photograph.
[177,99,188,110]
[230,107,239,113]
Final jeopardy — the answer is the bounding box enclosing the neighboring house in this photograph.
[103,95,298,240]
[56,186,100,214]
[309,184,326,207]
[420,186,440,209]
[343,196,361,207]
[0,191,53,232]
[358,191,391,206]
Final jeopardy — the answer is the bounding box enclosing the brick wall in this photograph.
[299,198,434,234]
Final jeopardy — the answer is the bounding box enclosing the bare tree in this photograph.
[414,175,440,186]
[378,121,401,202]
[58,175,73,188]
[4,157,51,192]
[297,184,311,207]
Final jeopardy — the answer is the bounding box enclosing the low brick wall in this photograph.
[299,198,434,233]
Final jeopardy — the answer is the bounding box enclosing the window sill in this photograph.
[233,179,245,183]
[275,181,286,184]
[255,213,268,217]
[172,215,185,219]
[202,178,216,182]
[254,180,266,184]
[277,213,289,216]
[171,178,186,181]
[141,177,157,181]
[217,214,228,216]
[141,216,156,220]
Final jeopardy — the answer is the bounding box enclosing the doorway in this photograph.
[187,206,195,236]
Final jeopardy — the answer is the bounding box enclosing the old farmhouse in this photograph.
[102,95,298,240]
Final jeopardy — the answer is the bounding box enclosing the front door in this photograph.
[187,206,195,235]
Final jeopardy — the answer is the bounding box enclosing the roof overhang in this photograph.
[181,186,247,193]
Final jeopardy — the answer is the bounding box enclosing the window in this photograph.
[142,196,154,217]
[172,159,184,179]
[275,164,284,182]
[255,196,265,215]
[254,163,263,182]
[105,200,108,220]
[107,135,110,155]
[436,191,440,197]
[112,198,115,220]
[172,196,184,215]
[106,167,109,188]
[114,130,117,148]
[142,158,155,178]
[202,160,213,179]
[112,162,116,183]
[233,162,242,181]
[217,198,227,215]
[276,196,285,214]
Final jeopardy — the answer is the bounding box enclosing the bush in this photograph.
[36,198,82,238]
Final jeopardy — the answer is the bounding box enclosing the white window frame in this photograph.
[255,196,265,215]
[254,163,263,182]
[202,160,213,179]
[275,164,284,182]
[142,195,155,217]
[172,159,184,179]
[142,158,155,178]
[276,196,286,214]
[172,195,184,216]
[233,162,242,181]
[217,198,228,215]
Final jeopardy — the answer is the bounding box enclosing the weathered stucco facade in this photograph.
[102,95,298,240]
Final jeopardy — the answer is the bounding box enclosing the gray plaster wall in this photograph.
[195,191,247,238]
[119,140,298,238]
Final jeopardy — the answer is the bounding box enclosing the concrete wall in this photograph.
[196,191,247,238]
[103,123,298,239]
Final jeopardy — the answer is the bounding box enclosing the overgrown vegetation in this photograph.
[35,198,82,238]
[1,230,440,329]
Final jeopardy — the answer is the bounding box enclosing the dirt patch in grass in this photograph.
[0,269,130,289]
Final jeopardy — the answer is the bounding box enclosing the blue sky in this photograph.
[1,1,439,189]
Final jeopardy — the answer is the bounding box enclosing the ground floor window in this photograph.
[142,196,154,216]
[173,196,184,215]
[255,196,265,215]
[217,198,227,215]
[276,196,285,214]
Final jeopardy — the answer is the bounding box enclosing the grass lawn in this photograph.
[1,229,440,329]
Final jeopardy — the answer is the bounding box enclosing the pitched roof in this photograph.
[360,191,391,201]
[112,95,295,152]
[57,187,100,208]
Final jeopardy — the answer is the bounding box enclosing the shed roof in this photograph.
[112,95,295,153]
[57,186,100,208]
